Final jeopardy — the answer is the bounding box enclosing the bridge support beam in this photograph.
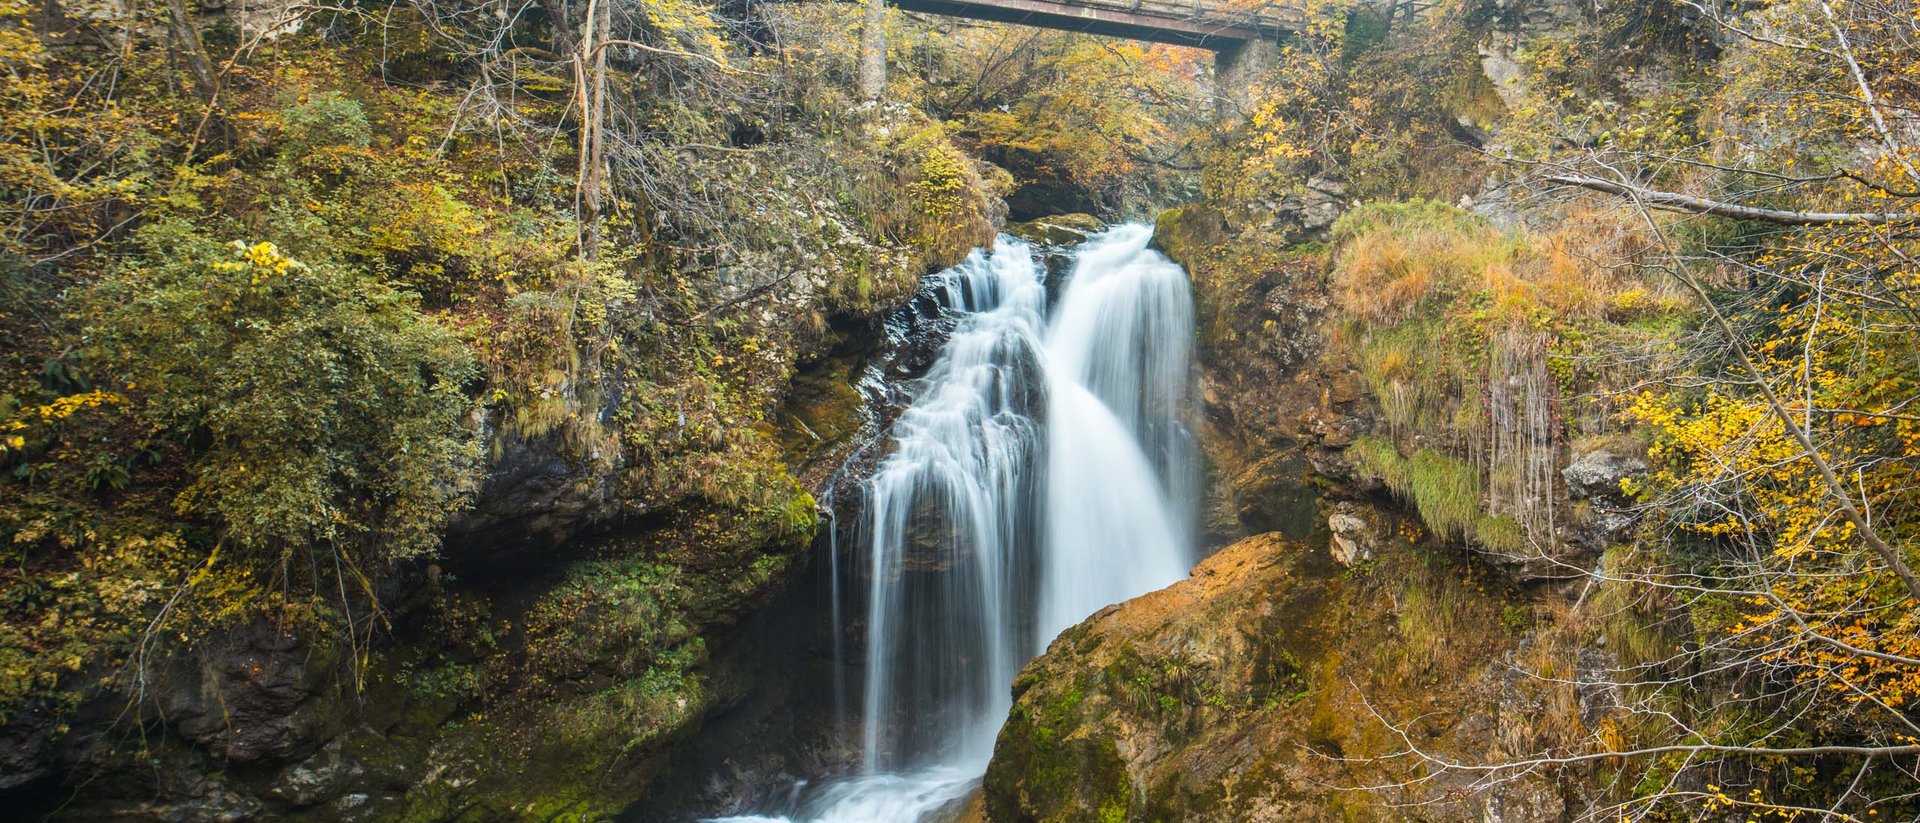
[1215,37,1277,115]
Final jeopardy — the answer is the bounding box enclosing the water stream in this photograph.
[711,225,1196,823]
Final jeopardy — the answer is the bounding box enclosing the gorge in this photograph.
[5,0,1920,819]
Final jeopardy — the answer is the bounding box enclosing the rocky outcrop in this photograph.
[1152,204,1363,543]
[1562,448,1648,552]
[983,531,1588,822]
[1326,501,1386,566]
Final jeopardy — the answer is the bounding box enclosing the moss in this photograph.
[777,358,866,467]
[1150,204,1229,264]
[1005,213,1108,247]
[987,667,1140,822]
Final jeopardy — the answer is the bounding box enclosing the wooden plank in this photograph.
[890,0,1281,47]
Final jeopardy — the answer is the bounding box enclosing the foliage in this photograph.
[0,0,1006,786]
[1206,0,1496,219]
[78,229,479,572]
[1623,264,1920,709]
[930,30,1208,217]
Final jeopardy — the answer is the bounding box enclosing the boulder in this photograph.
[982,532,1576,822]
[1563,449,1647,551]
[1003,213,1108,247]
[1562,449,1647,503]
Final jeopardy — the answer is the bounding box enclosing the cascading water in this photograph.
[711,226,1196,823]
[1039,225,1198,640]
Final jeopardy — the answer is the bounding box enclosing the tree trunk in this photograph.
[164,0,220,104]
[857,0,886,102]
[575,0,611,256]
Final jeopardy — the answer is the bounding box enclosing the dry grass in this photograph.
[1333,204,1515,325]
[1334,202,1683,332]
[1338,231,1440,323]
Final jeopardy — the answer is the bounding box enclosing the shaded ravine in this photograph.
[709,226,1199,822]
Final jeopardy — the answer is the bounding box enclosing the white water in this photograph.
[711,226,1196,823]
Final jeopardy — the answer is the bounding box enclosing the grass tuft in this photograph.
[1346,436,1410,497]
[1408,449,1481,538]
[1472,515,1526,553]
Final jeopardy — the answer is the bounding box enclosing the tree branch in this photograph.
[1547,175,1919,226]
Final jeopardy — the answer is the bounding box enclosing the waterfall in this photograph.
[1039,224,1197,640]
[710,226,1196,823]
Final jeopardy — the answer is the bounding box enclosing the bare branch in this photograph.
[1547,175,1920,226]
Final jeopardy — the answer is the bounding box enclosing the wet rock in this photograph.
[444,422,619,564]
[1004,213,1107,247]
[334,791,377,822]
[0,718,52,793]
[268,740,364,807]
[162,622,325,765]
[1227,452,1320,540]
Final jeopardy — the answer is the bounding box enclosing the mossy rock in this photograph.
[1004,213,1108,247]
[1149,204,1228,263]
[981,532,1567,822]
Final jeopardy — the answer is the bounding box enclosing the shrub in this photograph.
[78,224,479,577]
[279,92,373,155]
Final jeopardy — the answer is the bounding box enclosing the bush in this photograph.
[78,224,479,576]
[279,92,373,155]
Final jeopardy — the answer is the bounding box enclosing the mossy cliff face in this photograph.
[983,531,1589,822]
[2,107,996,823]
[1151,205,1355,544]
[988,88,1699,817]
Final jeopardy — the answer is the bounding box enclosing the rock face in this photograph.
[982,532,1580,822]
[1562,449,1647,502]
[1151,204,1361,544]
[1562,448,1649,551]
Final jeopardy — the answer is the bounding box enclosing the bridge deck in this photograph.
[890,0,1295,48]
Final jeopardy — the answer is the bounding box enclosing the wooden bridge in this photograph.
[889,0,1297,49]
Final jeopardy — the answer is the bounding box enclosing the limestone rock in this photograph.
[1327,502,1381,566]
[1562,449,1647,503]
[1564,449,1648,551]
